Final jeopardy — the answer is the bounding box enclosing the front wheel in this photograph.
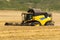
[31,22,41,26]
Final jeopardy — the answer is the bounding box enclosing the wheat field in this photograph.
[0,10,60,40]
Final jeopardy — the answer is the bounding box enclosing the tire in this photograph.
[45,21,54,26]
[45,22,50,26]
[31,22,41,26]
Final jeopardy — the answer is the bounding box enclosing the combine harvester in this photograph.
[5,8,54,26]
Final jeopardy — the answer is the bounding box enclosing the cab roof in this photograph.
[27,8,47,14]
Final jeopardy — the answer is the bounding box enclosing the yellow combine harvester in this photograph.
[5,8,54,26]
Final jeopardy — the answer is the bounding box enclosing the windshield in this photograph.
[25,14,33,20]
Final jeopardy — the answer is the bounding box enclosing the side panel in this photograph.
[33,15,52,26]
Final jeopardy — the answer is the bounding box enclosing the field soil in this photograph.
[52,12,60,26]
[0,10,60,40]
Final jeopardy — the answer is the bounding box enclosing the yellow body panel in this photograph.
[33,15,52,26]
